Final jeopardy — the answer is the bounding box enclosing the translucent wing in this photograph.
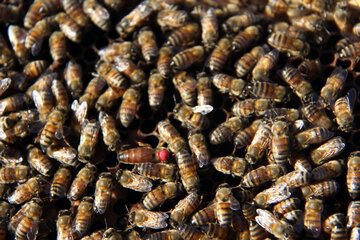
[115,58,130,71]
[345,88,357,113]
[255,209,278,235]
[27,219,40,240]
[192,105,213,115]
[0,78,11,96]
[143,211,169,229]
[230,196,241,210]
[32,90,43,110]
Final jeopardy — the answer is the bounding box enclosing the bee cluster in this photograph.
[1,0,360,239]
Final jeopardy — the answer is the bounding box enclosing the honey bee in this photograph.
[116,0,153,38]
[96,62,128,92]
[310,136,345,165]
[23,60,49,79]
[99,41,136,63]
[210,117,244,145]
[24,0,61,29]
[27,144,54,177]
[273,198,301,217]
[283,209,304,225]
[165,23,199,47]
[144,229,181,240]
[78,120,100,162]
[295,127,334,149]
[268,21,306,40]
[25,16,56,56]
[336,38,353,51]
[68,163,97,200]
[50,165,72,199]
[248,220,268,240]
[198,7,218,50]
[157,8,189,31]
[157,46,173,79]
[242,164,283,188]
[297,58,321,78]
[8,175,44,204]
[291,153,312,172]
[232,98,273,118]
[201,223,229,239]
[129,210,169,229]
[137,162,176,182]
[175,149,199,193]
[174,104,209,130]
[0,165,28,184]
[232,25,261,52]
[117,87,140,128]
[93,172,112,214]
[83,0,111,31]
[62,0,89,27]
[324,213,346,234]
[254,182,291,207]
[333,88,357,132]
[73,196,94,237]
[54,12,82,43]
[275,169,312,188]
[222,12,263,33]
[56,209,74,240]
[38,108,66,150]
[8,25,28,64]
[347,152,360,199]
[178,224,208,240]
[235,45,268,77]
[64,60,83,98]
[304,197,323,238]
[212,73,246,97]
[96,87,124,112]
[268,33,309,57]
[118,146,159,164]
[98,111,120,150]
[103,228,123,240]
[14,197,43,240]
[255,209,294,239]
[25,72,56,101]
[116,169,153,192]
[320,67,348,107]
[170,192,200,226]
[234,119,262,148]
[51,81,68,113]
[311,160,342,182]
[0,119,29,143]
[339,42,360,59]
[187,131,209,168]
[245,121,271,164]
[193,72,213,115]
[32,87,54,122]
[79,76,106,109]
[49,31,66,65]
[157,120,186,154]
[211,156,248,177]
[215,184,240,227]
[252,49,279,81]
[147,72,166,110]
[271,119,290,165]
[347,201,360,228]
[82,229,105,240]
[302,103,333,129]
[143,182,181,210]
[242,202,256,221]
[115,57,146,86]
[301,180,340,198]
[171,46,204,70]
[46,142,78,166]
[137,27,158,63]
[173,71,197,106]
[191,202,216,226]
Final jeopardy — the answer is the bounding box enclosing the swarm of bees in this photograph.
[1,0,360,239]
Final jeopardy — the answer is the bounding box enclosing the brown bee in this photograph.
[170,192,201,226]
[55,12,82,43]
[25,16,56,56]
[82,229,105,240]
[99,41,136,63]
[83,0,110,31]
[78,120,100,162]
[201,223,229,239]
[73,196,94,237]
[252,49,279,81]
[333,88,357,132]
[171,46,204,70]
[174,104,209,130]
[96,62,127,94]
[116,0,153,37]
[79,76,106,109]
[46,143,78,166]
[118,87,140,128]
[311,160,342,182]
[210,117,244,145]
[304,197,323,238]
[0,77,11,98]
[166,23,199,47]
[148,72,166,110]
[275,170,312,188]
[193,72,213,115]
[215,185,240,227]
[302,103,333,129]
[118,146,159,164]
[173,71,197,106]
[8,25,28,64]
[143,182,181,210]
[212,73,246,97]
[137,162,176,182]
[271,119,290,165]
[268,33,309,57]
[115,57,146,86]
[347,201,360,228]
[62,0,88,27]
[64,61,83,96]
[320,67,348,107]
[310,136,345,165]
[273,198,301,217]
[233,98,273,118]
[291,153,313,172]
[32,88,54,122]
[339,42,360,58]
[298,58,321,78]
[232,25,261,52]
[301,180,340,198]
[269,21,306,39]
[94,172,113,214]
[99,111,121,151]
[68,163,97,200]
[235,45,268,78]
[50,165,72,199]
[27,145,54,176]
[157,46,173,79]
[248,220,268,240]
[157,8,189,30]
[242,164,283,188]
[178,224,208,240]
[116,169,153,192]
[208,35,232,70]
[138,27,158,63]
[175,149,199,193]
[96,87,124,112]
[255,209,294,239]
[25,72,56,101]
[223,12,263,33]
[157,120,186,154]
[56,209,74,240]
[191,203,216,226]
[324,213,346,234]
[242,202,256,221]
[8,175,44,204]
[103,228,123,240]
[129,209,169,229]
[24,0,61,28]
[212,156,248,177]
[254,182,291,207]
[295,127,334,149]
[234,119,262,149]
[51,80,69,112]
[0,165,28,184]
[198,7,218,50]
[347,152,360,199]
[144,229,181,240]
[245,121,271,164]
[49,31,66,64]
[188,131,210,168]
[23,60,49,79]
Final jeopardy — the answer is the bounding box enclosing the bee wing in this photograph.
[230,196,241,210]
[316,138,346,159]
[72,100,87,125]
[255,209,277,235]
[330,66,348,80]
[31,38,43,56]
[143,211,169,229]
[345,88,357,113]
[252,123,271,149]
[114,58,130,72]
[261,182,291,205]
[27,219,40,240]
[0,78,11,96]
[32,90,44,110]
[192,105,213,115]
